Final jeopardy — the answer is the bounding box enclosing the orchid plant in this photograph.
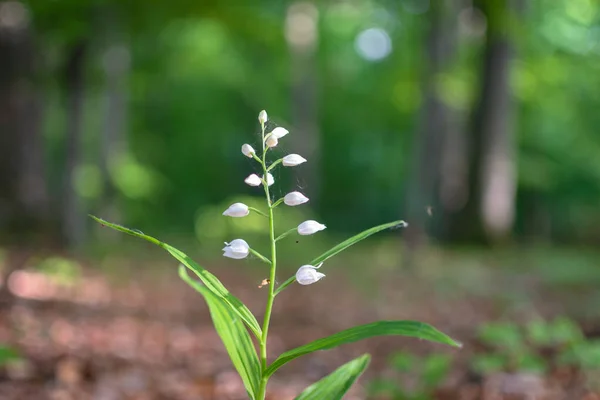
[91,110,461,399]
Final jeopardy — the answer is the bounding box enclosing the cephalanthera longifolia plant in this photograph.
[91,110,461,399]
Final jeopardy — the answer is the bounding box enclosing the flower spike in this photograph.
[266,135,278,148]
[282,154,307,167]
[222,239,250,259]
[297,220,326,235]
[263,173,275,187]
[242,144,255,158]
[270,127,289,139]
[284,191,309,206]
[258,110,268,124]
[296,263,325,285]
[223,203,250,217]
[245,174,262,187]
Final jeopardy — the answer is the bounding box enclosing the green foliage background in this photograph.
[20,0,600,242]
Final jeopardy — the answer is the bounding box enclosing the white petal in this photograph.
[284,191,309,206]
[228,239,249,251]
[296,264,326,285]
[244,174,262,187]
[222,203,249,217]
[258,110,268,124]
[242,144,255,158]
[223,248,248,259]
[263,173,275,186]
[222,239,249,259]
[270,127,289,139]
[297,220,326,235]
[282,154,307,167]
[266,135,278,148]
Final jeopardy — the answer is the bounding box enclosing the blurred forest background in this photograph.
[2,0,599,248]
[1,0,600,399]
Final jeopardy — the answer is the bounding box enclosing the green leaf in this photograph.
[265,320,461,377]
[295,354,371,400]
[90,215,262,338]
[274,220,406,295]
[179,266,261,399]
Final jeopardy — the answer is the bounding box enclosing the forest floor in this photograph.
[0,240,599,400]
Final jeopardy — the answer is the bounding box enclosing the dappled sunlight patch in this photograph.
[8,270,63,301]
[7,269,112,306]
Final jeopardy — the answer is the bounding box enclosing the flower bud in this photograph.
[284,191,309,206]
[270,127,289,139]
[296,263,325,285]
[244,174,262,187]
[282,154,307,167]
[258,110,268,124]
[242,144,255,158]
[263,173,274,186]
[297,220,326,235]
[222,203,249,217]
[265,135,278,148]
[222,239,250,259]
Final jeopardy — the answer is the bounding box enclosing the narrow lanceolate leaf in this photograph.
[274,220,406,295]
[295,354,371,400]
[265,320,461,377]
[179,266,260,399]
[90,215,262,338]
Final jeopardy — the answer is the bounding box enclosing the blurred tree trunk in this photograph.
[404,0,460,253]
[285,2,320,200]
[98,41,130,233]
[61,40,88,248]
[444,0,517,244]
[0,4,49,240]
[0,2,50,305]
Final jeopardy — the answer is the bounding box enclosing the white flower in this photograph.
[258,110,268,124]
[222,239,250,259]
[265,135,278,148]
[244,174,262,187]
[270,127,289,139]
[263,173,274,186]
[282,154,307,167]
[242,144,255,158]
[222,203,249,217]
[296,263,325,285]
[284,191,309,206]
[297,220,326,235]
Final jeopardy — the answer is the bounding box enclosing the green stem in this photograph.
[275,227,297,242]
[257,119,277,400]
[257,205,276,399]
[248,207,268,218]
[266,158,282,172]
[252,153,263,164]
[249,248,271,265]
[271,198,284,208]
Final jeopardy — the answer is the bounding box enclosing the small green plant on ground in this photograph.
[0,345,20,367]
[558,336,600,391]
[471,320,548,374]
[368,352,452,400]
[91,110,461,400]
[472,316,600,388]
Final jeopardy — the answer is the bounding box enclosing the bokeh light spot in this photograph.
[355,28,392,61]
